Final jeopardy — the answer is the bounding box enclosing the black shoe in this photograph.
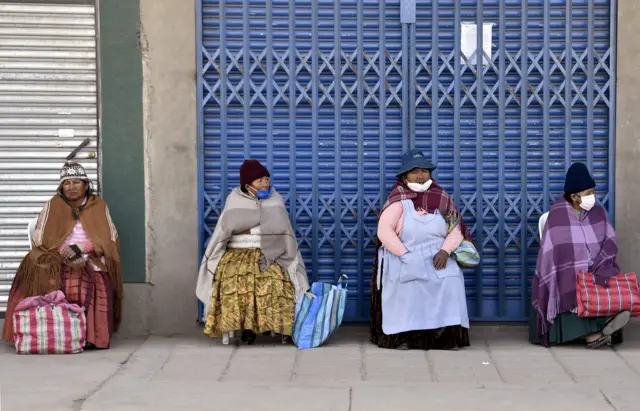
[241,330,256,345]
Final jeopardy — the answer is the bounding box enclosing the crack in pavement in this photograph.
[549,347,578,383]
[359,341,367,382]
[599,389,618,411]
[484,339,506,383]
[289,348,301,381]
[71,336,149,411]
[217,344,239,382]
[425,351,438,382]
[611,345,640,377]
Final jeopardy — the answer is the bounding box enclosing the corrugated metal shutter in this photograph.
[410,0,615,320]
[197,0,615,321]
[0,2,99,315]
[199,0,406,322]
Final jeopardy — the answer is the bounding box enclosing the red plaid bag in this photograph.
[12,290,87,354]
[576,271,640,317]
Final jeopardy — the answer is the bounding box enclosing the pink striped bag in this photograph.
[12,290,86,354]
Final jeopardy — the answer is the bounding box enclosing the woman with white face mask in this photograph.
[531,162,630,349]
[370,149,474,350]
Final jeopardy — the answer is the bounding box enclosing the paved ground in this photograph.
[2,322,640,411]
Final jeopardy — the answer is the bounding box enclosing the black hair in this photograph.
[563,193,573,203]
[58,179,94,198]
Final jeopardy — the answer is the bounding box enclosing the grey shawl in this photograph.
[195,188,310,312]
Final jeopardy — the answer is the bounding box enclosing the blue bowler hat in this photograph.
[396,149,437,178]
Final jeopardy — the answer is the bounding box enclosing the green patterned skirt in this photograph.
[528,309,623,345]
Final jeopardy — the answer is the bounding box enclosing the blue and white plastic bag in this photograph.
[292,275,348,349]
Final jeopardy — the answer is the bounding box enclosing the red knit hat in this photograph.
[240,159,270,188]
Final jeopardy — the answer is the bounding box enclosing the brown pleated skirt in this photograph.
[61,265,115,349]
[2,264,115,349]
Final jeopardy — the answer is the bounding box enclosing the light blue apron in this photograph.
[377,200,469,334]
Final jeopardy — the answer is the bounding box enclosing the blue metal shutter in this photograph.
[197,0,616,321]
[198,0,406,321]
[409,0,615,320]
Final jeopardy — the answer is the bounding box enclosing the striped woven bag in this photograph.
[12,290,86,354]
[576,271,640,318]
[292,275,348,349]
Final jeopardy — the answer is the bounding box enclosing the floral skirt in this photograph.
[204,248,295,338]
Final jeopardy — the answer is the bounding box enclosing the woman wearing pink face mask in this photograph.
[531,162,630,349]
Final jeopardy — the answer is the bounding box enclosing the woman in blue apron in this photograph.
[370,149,474,350]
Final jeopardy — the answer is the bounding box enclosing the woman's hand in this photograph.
[433,250,449,270]
[68,257,86,270]
[60,244,77,260]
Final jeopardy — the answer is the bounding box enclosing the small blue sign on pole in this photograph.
[400,0,416,24]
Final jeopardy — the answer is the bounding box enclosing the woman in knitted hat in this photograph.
[531,162,630,348]
[2,162,123,349]
[196,159,309,345]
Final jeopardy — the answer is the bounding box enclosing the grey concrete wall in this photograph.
[615,2,640,273]
[139,0,199,335]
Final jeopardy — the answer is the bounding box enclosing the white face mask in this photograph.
[406,179,433,193]
[579,194,596,211]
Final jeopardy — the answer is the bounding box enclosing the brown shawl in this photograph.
[11,194,123,330]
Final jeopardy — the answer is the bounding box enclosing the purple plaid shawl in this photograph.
[532,199,619,344]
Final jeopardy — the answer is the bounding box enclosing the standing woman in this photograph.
[196,160,309,344]
[370,149,474,350]
[2,162,123,349]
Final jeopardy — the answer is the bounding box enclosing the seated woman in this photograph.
[196,160,309,345]
[370,149,473,350]
[2,162,123,349]
[531,162,630,348]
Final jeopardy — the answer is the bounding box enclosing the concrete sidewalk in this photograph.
[2,324,640,411]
